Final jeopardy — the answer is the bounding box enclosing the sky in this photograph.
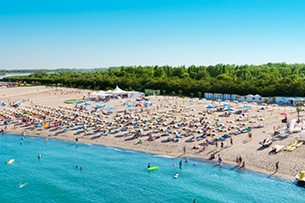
[1,0,305,69]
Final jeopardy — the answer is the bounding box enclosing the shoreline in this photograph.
[1,86,304,182]
[6,131,295,182]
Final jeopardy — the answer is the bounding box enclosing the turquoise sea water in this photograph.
[1,134,304,203]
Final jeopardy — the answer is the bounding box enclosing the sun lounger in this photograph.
[284,146,296,151]
[269,144,284,153]
[284,141,303,151]
[295,141,303,147]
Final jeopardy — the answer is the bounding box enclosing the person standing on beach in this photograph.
[220,141,224,149]
[183,146,186,154]
[248,132,252,140]
[218,154,222,165]
[275,161,279,173]
[230,137,233,145]
[238,156,242,165]
[240,161,245,168]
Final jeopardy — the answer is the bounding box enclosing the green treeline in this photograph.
[5,63,305,97]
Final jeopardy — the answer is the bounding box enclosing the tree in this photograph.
[198,92,202,99]
[295,101,304,121]
[9,63,305,98]
[178,90,183,97]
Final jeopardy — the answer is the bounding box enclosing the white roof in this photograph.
[110,85,128,95]
[91,91,111,97]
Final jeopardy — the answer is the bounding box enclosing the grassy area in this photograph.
[64,99,87,104]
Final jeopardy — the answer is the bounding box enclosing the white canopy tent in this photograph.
[91,85,144,99]
[110,85,129,96]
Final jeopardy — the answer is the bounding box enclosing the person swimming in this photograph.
[38,154,42,160]
[19,182,28,188]
[147,163,151,168]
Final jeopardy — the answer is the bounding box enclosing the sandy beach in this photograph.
[1,86,305,180]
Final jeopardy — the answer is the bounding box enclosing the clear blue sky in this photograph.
[1,0,305,69]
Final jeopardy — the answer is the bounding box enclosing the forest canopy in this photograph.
[3,63,305,98]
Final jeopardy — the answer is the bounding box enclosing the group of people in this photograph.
[236,156,245,168]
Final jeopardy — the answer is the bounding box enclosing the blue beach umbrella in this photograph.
[84,103,91,106]
[108,107,115,111]
[74,101,82,105]
[95,105,103,109]
[224,107,234,111]
[35,123,42,127]
[127,104,134,108]
[243,105,251,109]
[206,104,215,109]
[222,103,230,107]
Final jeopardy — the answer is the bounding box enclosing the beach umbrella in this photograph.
[243,105,251,109]
[35,123,42,127]
[108,106,115,111]
[84,103,91,106]
[127,104,134,109]
[95,105,103,109]
[206,104,215,109]
[224,107,234,111]
[74,101,82,105]
[222,103,230,107]
[280,112,287,116]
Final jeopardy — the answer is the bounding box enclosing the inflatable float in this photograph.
[6,159,15,164]
[147,166,159,171]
